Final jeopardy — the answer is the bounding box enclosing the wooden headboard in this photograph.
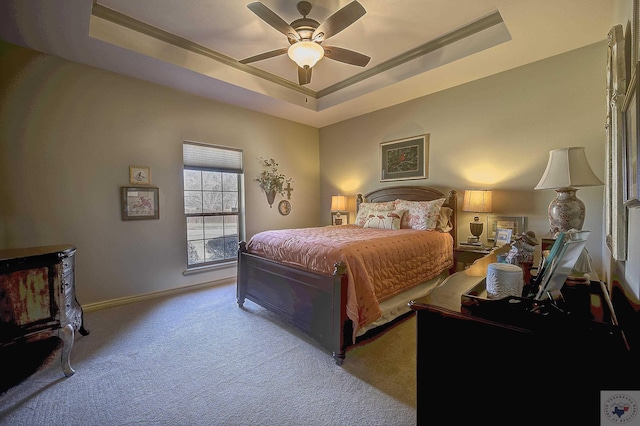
[355,185,458,247]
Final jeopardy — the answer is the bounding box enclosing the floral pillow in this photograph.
[395,198,446,230]
[435,206,453,232]
[362,209,407,230]
[355,201,396,227]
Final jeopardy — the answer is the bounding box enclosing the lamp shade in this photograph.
[534,147,603,190]
[288,41,325,68]
[331,195,347,211]
[462,190,493,213]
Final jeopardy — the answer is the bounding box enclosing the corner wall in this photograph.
[320,41,608,275]
[0,41,320,304]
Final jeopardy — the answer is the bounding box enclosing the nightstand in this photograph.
[452,245,497,273]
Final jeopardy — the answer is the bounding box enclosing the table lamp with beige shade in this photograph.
[462,189,493,244]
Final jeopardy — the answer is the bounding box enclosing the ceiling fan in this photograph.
[239,1,370,85]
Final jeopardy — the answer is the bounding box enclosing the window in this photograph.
[183,141,243,268]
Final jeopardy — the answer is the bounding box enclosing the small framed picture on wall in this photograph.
[129,166,151,185]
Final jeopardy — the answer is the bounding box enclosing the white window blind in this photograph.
[183,141,243,173]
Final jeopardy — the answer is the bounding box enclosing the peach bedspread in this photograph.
[246,225,453,335]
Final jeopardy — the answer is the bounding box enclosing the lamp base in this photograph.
[469,220,484,241]
[548,187,585,234]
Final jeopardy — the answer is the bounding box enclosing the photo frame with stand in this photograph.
[331,212,349,225]
[533,230,590,301]
[487,216,525,243]
[494,228,513,247]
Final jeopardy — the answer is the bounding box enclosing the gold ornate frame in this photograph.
[606,24,628,260]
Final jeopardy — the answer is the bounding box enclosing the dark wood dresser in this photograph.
[409,251,635,424]
[0,244,89,377]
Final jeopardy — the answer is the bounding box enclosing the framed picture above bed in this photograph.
[380,134,428,181]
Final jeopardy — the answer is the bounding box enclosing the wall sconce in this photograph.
[462,189,493,243]
[534,147,603,234]
[331,195,348,225]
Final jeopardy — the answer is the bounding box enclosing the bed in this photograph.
[237,186,457,364]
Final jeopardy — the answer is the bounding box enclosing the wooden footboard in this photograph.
[237,186,457,364]
[237,241,349,365]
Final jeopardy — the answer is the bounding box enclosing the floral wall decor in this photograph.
[255,157,293,208]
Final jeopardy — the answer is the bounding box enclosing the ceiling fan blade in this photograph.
[298,66,312,85]
[323,46,370,67]
[239,47,288,64]
[247,2,300,41]
[312,1,366,42]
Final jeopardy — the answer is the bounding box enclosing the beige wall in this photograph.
[0,41,320,305]
[320,41,607,276]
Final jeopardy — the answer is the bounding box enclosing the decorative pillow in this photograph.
[435,206,453,232]
[395,198,446,230]
[355,201,396,227]
[362,209,406,230]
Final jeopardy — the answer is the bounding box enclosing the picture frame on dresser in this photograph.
[121,186,159,220]
[380,134,428,181]
[486,216,525,243]
[494,228,513,247]
[623,61,640,208]
[331,212,349,225]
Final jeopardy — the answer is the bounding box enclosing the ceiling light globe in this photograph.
[288,41,324,68]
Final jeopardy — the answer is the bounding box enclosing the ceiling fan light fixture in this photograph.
[288,41,324,68]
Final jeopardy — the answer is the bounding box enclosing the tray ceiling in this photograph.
[0,0,616,127]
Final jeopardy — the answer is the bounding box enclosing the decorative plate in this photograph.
[278,200,291,216]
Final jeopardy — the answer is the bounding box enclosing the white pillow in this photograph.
[355,201,396,227]
[362,209,406,230]
[394,198,446,230]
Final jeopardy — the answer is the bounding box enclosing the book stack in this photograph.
[459,241,483,247]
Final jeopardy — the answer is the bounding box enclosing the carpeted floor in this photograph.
[0,282,417,426]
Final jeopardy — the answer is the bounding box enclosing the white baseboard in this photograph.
[82,277,236,312]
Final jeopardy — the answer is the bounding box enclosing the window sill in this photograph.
[182,260,236,276]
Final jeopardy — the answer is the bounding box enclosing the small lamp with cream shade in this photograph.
[462,189,493,243]
[331,195,348,225]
